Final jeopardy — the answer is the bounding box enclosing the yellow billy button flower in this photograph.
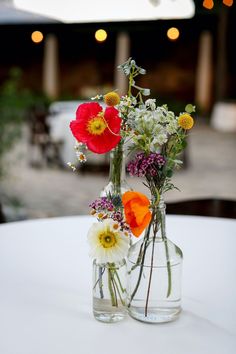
[178,113,194,130]
[104,92,120,106]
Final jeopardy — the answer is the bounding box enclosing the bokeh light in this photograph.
[95,29,107,42]
[203,0,214,10]
[167,27,180,41]
[223,0,233,7]
[31,31,44,43]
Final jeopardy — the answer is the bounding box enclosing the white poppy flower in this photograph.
[87,219,129,264]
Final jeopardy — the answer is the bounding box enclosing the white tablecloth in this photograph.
[0,215,236,354]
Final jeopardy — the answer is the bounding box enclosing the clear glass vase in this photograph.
[127,199,183,323]
[100,140,130,198]
[93,259,127,323]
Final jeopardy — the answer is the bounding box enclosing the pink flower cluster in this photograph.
[127,152,166,177]
[89,197,130,232]
[89,197,114,211]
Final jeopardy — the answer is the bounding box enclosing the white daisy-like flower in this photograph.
[67,162,76,172]
[91,94,103,100]
[76,151,87,163]
[87,219,129,264]
[74,142,84,150]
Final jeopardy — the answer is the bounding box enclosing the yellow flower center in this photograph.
[87,115,107,135]
[99,231,117,248]
[79,154,85,160]
[178,114,194,130]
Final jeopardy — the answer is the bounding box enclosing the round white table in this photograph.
[0,215,236,354]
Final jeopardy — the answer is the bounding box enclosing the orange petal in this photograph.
[129,201,150,225]
[131,210,152,237]
[122,191,150,207]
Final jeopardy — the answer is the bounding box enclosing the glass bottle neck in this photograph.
[150,197,166,240]
[108,141,126,195]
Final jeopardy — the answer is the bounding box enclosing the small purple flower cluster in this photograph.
[127,152,166,177]
[111,210,123,223]
[89,197,114,211]
[111,210,130,232]
[89,198,130,232]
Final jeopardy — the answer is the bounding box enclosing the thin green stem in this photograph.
[164,239,172,297]
[114,269,125,293]
[93,266,105,295]
[98,266,104,299]
[128,213,154,307]
[112,274,126,306]
[128,67,134,97]
[108,268,117,306]
[144,210,159,316]
[160,206,172,298]
[110,273,118,307]
[144,230,156,316]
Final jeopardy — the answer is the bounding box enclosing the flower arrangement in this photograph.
[69,58,195,322]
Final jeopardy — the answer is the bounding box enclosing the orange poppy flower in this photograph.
[122,191,152,237]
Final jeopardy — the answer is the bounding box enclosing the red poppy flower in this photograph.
[70,102,121,154]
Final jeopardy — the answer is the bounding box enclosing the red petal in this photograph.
[87,130,121,154]
[70,120,89,143]
[76,102,102,122]
[104,107,121,133]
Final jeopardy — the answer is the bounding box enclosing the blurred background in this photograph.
[0,0,235,222]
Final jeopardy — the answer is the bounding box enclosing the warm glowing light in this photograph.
[223,0,233,6]
[31,31,43,43]
[203,0,214,9]
[167,27,180,41]
[95,29,107,42]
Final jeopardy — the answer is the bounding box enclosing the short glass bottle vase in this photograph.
[93,259,127,323]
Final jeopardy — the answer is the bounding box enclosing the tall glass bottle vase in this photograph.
[100,140,130,198]
[127,199,183,323]
[93,141,130,323]
[93,259,127,323]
